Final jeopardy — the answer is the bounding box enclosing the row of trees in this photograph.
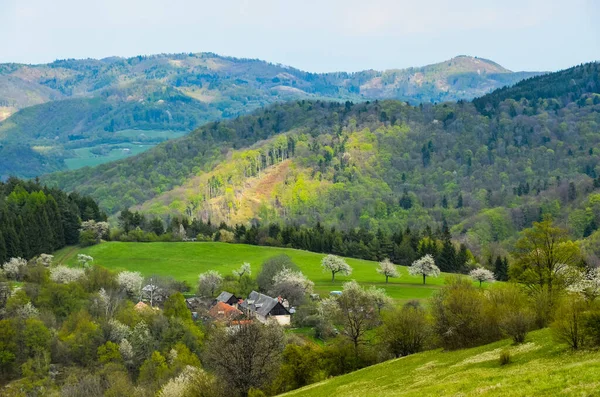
[113,210,511,280]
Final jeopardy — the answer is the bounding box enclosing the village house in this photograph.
[239,291,291,326]
[215,291,240,308]
[208,301,243,323]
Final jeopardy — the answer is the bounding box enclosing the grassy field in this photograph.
[53,242,456,303]
[64,144,155,169]
[283,329,600,396]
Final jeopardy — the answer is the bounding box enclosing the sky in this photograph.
[1,0,598,73]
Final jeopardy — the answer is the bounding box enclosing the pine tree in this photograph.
[0,231,7,264]
[494,256,508,281]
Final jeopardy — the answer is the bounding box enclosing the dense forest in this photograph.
[0,178,106,263]
[43,63,600,259]
[0,53,538,178]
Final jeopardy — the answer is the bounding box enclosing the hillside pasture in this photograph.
[53,242,457,303]
[282,329,600,397]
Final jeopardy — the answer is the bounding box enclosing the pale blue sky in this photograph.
[1,0,598,72]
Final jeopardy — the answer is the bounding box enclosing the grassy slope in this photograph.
[284,329,600,397]
[53,242,451,303]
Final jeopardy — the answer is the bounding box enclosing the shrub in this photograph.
[379,304,431,358]
[431,276,488,350]
[583,310,600,346]
[551,295,588,349]
[499,349,511,366]
[486,284,535,344]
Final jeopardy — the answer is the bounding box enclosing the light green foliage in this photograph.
[164,292,191,321]
[97,341,122,364]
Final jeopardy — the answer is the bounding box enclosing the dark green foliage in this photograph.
[0,178,105,261]
[499,350,511,366]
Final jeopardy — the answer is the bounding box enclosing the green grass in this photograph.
[64,143,155,169]
[283,329,600,396]
[53,242,456,304]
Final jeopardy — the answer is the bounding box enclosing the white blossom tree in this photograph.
[3,257,27,280]
[321,254,352,282]
[108,319,132,343]
[80,220,110,244]
[117,271,144,298]
[16,302,39,319]
[198,270,223,297]
[409,255,440,285]
[77,254,94,268]
[270,268,314,306]
[35,254,54,267]
[567,267,600,302]
[367,286,393,314]
[233,262,251,280]
[50,266,86,284]
[377,259,400,283]
[469,267,496,287]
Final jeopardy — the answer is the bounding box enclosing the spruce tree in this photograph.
[494,256,509,281]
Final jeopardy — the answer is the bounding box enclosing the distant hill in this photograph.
[0,53,540,178]
[42,63,600,259]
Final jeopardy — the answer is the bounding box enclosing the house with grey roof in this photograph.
[239,291,291,326]
[215,291,240,307]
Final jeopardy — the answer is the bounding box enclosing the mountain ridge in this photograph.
[0,52,541,178]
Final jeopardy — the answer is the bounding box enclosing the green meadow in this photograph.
[53,242,454,303]
[64,143,155,169]
[283,329,600,397]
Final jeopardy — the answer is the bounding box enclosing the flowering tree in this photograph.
[80,220,110,244]
[377,259,400,283]
[322,280,380,354]
[409,255,440,285]
[567,268,600,302]
[3,257,27,280]
[368,286,393,314]
[35,254,54,267]
[270,268,314,306]
[77,254,94,268]
[118,271,144,298]
[198,270,223,297]
[233,262,251,280]
[321,254,352,282]
[50,266,86,284]
[469,267,496,287]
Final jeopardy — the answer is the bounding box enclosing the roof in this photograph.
[134,301,149,311]
[209,301,243,319]
[239,291,289,317]
[216,291,234,303]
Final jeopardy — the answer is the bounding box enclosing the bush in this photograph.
[551,295,588,349]
[379,304,431,358]
[486,284,535,344]
[431,276,489,350]
[79,230,98,247]
[499,349,511,366]
[584,310,600,346]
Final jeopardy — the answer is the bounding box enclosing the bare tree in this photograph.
[203,322,284,397]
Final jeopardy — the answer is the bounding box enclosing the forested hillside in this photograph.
[0,54,538,178]
[43,63,600,258]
